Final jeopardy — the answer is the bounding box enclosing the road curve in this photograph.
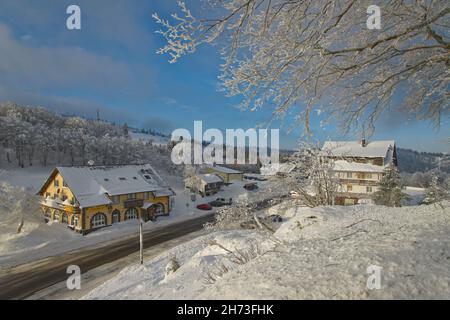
[0,213,215,300]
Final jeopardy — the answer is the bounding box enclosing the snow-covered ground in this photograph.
[0,166,271,268]
[83,201,450,300]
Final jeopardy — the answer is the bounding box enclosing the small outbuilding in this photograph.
[204,165,243,183]
[185,174,224,197]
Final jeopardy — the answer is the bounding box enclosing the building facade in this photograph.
[321,140,397,205]
[37,164,175,234]
[204,164,243,183]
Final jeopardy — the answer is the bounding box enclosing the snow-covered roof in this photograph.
[322,140,395,158]
[141,202,154,210]
[38,164,172,208]
[198,174,224,184]
[206,165,243,174]
[260,163,295,176]
[332,160,386,173]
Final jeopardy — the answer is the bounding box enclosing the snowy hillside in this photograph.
[84,201,450,299]
[129,131,170,146]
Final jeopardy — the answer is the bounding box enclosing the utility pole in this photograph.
[139,214,143,265]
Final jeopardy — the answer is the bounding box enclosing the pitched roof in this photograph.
[206,164,243,174]
[198,174,224,184]
[322,140,395,158]
[38,164,172,208]
[332,160,386,173]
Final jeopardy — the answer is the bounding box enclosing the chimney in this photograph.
[361,139,367,147]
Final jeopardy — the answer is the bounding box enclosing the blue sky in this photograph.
[0,0,448,152]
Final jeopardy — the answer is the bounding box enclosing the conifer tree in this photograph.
[373,165,409,207]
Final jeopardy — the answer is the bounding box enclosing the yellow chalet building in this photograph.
[37,164,175,234]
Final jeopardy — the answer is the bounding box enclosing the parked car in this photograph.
[244,175,267,181]
[243,182,258,191]
[268,214,283,223]
[196,203,213,210]
[209,197,232,207]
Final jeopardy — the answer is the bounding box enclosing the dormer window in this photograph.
[104,178,109,181]
[133,177,138,180]
[119,177,126,181]
[144,175,151,180]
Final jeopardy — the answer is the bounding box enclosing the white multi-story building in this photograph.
[321,139,397,205]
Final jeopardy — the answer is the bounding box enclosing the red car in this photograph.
[196,203,213,210]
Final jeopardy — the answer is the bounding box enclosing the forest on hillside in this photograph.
[0,103,174,171]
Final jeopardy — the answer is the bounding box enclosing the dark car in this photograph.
[209,197,232,207]
[243,182,258,191]
[268,214,283,223]
[196,203,213,210]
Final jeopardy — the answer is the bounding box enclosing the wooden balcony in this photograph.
[124,199,144,209]
[338,179,379,186]
[64,205,81,214]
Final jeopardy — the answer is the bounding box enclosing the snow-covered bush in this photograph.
[165,255,181,278]
[203,239,264,285]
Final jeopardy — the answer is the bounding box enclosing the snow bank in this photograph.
[84,201,450,300]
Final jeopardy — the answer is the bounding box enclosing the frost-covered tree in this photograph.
[0,103,174,168]
[0,182,41,234]
[425,174,447,205]
[278,142,338,207]
[373,164,409,207]
[154,1,449,135]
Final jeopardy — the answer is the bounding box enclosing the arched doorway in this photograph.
[61,212,68,224]
[71,215,79,227]
[125,208,138,220]
[91,213,107,228]
[53,209,61,221]
[112,210,121,224]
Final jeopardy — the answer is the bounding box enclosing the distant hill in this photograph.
[397,148,449,173]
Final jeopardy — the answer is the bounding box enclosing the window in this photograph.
[62,195,67,201]
[112,210,120,224]
[155,204,165,216]
[133,177,138,180]
[111,195,120,204]
[125,208,138,220]
[347,185,353,192]
[91,213,107,228]
[62,212,68,223]
[346,172,352,178]
[366,186,373,193]
[63,180,68,187]
[54,179,59,187]
[45,192,50,198]
[127,193,136,200]
[119,177,126,181]
[366,173,372,179]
